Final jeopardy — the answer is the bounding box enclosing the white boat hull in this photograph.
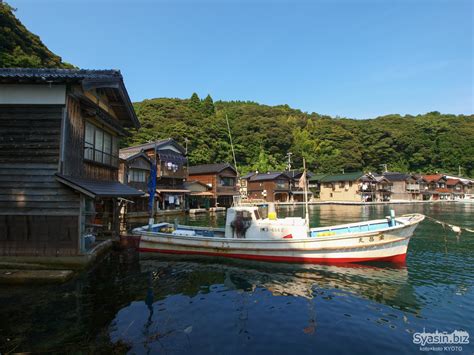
[135,214,424,264]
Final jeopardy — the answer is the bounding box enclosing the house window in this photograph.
[220,177,235,186]
[339,181,345,188]
[276,179,287,189]
[129,169,147,183]
[349,181,353,187]
[84,122,119,167]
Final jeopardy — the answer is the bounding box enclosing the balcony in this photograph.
[158,164,187,179]
[217,185,239,195]
[406,184,420,192]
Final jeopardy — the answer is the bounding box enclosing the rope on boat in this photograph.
[424,215,474,235]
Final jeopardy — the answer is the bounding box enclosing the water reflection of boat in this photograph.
[134,205,425,264]
[139,258,418,310]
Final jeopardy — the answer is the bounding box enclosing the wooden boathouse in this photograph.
[188,163,239,207]
[0,68,144,257]
[119,139,189,212]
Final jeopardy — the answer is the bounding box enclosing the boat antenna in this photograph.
[225,113,238,176]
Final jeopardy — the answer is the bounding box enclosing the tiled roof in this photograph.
[188,163,236,175]
[119,150,151,162]
[56,174,144,198]
[381,172,411,182]
[422,174,445,182]
[446,178,461,185]
[0,68,122,80]
[240,172,257,180]
[120,138,186,155]
[249,172,289,181]
[0,68,139,129]
[320,171,364,182]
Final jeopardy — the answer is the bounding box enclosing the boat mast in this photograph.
[303,158,309,227]
[225,114,238,175]
[225,113,240,205]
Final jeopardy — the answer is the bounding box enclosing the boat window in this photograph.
[242,211,253,221]
[254,210,261,220]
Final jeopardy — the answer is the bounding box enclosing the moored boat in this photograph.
[133,205,425,264]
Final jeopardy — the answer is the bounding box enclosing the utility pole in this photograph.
[184,137,189,170]
[459,165,462,177]
[286,152,293,171]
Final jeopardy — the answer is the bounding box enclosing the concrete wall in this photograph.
[319,181,361,202]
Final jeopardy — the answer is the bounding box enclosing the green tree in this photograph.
[201,94,215,117]
[188,93,201,112]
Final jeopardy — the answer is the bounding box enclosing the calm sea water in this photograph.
[0,203,473,354]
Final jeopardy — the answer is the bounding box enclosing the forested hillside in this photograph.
[2,1,472,177]
[0,2,74,68]
[126,94,474,177]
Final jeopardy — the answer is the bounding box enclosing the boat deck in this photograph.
[310,220,400,237]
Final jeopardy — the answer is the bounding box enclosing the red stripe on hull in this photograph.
[138,248,407,264]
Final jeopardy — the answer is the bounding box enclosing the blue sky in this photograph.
[8,0,473,118]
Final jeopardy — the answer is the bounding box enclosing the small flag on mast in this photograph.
[298,170,307,190]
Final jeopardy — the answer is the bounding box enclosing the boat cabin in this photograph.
[224,206,307,239]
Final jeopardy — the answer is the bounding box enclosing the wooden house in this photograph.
[421,174,449,200]
[446,178,465,200]
[319,172,364,202]
[239,172,256,198]
[380,172,421,201]
[359,174,392,202]
[308,174,326,199]
[118,151,152,216]
[0,68,143,257]
[188,163,238,207]
[119,139,189,211]
[184,180,214,209]
[245,172,292,202]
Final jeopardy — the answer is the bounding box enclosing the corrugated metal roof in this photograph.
[56,174,144,198]
[320,172,364,182]
[188,163,236,175]
[309,174,327,182]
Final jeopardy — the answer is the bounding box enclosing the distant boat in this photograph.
[133,204,424,264]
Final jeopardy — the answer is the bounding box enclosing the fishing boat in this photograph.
[133,204,424,264]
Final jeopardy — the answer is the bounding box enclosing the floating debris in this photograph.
[184,326,193,334]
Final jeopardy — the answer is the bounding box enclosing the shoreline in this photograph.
[268,200,460,206]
